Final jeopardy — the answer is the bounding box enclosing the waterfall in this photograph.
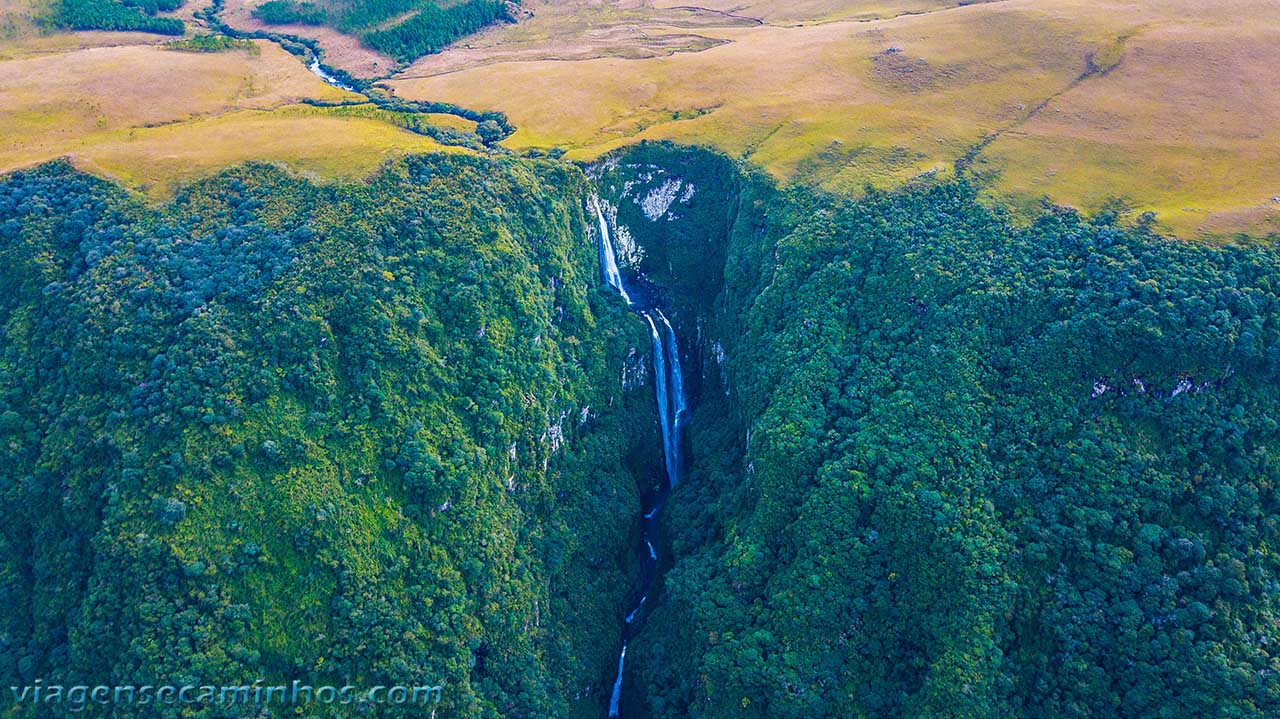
[625,596,647,624]
[594,195,682,487]
[594,194,689,718]
[608,643,627,718]
[642,313,677,487]
[656,310,687,486]
[595,198,632,304]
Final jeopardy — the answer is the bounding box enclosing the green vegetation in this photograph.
[3,141,1279,719]
[249,0,511,64]
[363,0,507,63]
[596,144,1280,718]
[121,0,182,15]
[297,97,514,148]
[46,0,184,34]
[289,101,488,149]
[251,0,327,25]
[0,156,657,717]
[164,34,260,53]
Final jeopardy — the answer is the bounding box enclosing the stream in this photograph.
[307,55,358,93]
[594,197,688,717]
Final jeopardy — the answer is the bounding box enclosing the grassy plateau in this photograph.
[0,0,1277,238]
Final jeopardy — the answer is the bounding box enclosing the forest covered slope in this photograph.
[592,144,1280,718]
[0,155,658,718]
[249,0,510,63]
[3,0,1280,714]
[2,141,1280,718]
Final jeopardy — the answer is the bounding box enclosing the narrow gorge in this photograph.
[592,194,687,717]
[582,142,1280,719]
[584,144,749,718]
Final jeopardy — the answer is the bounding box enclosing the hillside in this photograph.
[4,139,1280,718]
[592,143,1280,718]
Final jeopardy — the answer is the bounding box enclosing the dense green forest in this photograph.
[43,0,507,58]
[251,0,510,64]
[3,144,1280,718]
[46,0,183,34]
[594,144,1280,718]
[251,0,326,26]
[0,156,659,717]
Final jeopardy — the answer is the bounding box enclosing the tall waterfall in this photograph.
[656,310,687,486]
[595,198,632,305]
[608,643,627,717]
[593,195,689,717]
[643,314,677,487]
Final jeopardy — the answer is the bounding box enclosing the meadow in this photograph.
[390,0,1280,239]
[0,27,462,196]
[1,0,1276,237]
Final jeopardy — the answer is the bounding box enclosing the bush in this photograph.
[164,34,260,53]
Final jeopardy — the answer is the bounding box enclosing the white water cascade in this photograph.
[593,196,689,717]
[595,198,632,305]
[608,643,628,717]
[643,314,677,486]
[656,310,688,485]
[307,56,357,93]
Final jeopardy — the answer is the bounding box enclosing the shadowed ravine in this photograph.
[593,196,688,718]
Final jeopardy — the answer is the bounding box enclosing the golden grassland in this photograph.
[59,107,457,195]
[0,39,364,188]
[0,40,354,137]
[648,0,1003,25]
[0,0,1277,237]
[391,2,1103,185]
[0,32,463,197]
[0,0,178,59]
[974,20,1280,238]
[0,0,464,197]
[389,0,1280,238]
